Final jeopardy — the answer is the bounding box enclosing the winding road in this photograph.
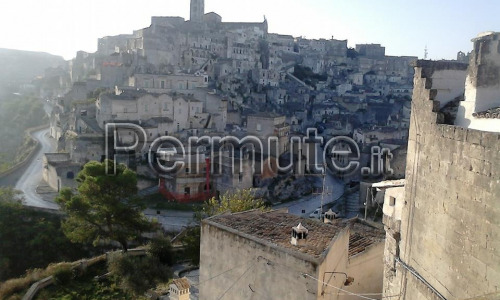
[274,143,345,216]
[15,128,59,209]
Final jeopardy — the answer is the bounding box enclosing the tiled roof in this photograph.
[171,277,190,290]
[348,222,385,258]
[207,210,342,259]
[248,112,284,119]
[205,210,385,260]
[472,107,500,119]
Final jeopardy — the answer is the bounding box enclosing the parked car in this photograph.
[309,208,324,219]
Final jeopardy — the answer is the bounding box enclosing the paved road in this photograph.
[15,128,59,209]
[13,101,59,209]
[143,209,196,232]
[274,174,344,217]
[0,102,53,188]
[274,143,345,217]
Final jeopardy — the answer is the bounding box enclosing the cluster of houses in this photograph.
[41,0,414,203]
[32,0,500,299]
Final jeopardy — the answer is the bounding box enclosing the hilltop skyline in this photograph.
[0,0,498,60]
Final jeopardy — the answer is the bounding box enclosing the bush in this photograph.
[148,237,175,266]
[0,263,74,299]
[182,227,201,266]
[108,254,171,296]
[52,265,73,285]
[0,195,91,282]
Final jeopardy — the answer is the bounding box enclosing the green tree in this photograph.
[197,189,267,220]
[55,160,152,252]
[108,254,171,296]
[0,187,22,203]
[0,188,90,281]
[0,96,46,171]
[185,189,267,265]
[147,236,175,266]
[183,227,201,266]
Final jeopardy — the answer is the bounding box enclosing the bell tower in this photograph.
[190,0,204,22]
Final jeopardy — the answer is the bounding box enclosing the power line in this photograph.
[200,255,400,300]
[302,273,378,300]
[259,256,387,299]
[216,263,255,300]
[192,259,251,287]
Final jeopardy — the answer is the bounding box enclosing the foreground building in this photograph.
[200,210,385,300]
[382,32,500,300]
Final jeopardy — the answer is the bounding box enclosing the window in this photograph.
[185,167,190,174]
[389,196,396,206]
[256,123,261,131]
[184,187,190,195]
[161,81,165,89]
[238,173,243,182]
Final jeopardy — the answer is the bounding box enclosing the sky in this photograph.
[0,0,498,60]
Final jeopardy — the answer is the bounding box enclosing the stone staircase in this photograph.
[344,191,360,219]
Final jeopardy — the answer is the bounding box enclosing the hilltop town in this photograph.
[0,1,498,300]
[36,0,424,204]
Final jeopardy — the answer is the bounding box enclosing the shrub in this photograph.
[52,265,73,285]
[108,254,171,296]
[148,237,174,266]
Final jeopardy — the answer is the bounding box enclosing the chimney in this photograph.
[291,223,308,246]
[324,209,339,224]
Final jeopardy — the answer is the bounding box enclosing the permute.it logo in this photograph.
[105,124,393,178]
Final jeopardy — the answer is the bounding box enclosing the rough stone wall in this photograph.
[343,242,384,300]
[382,186,405,298]
[199,221,319,300]
[389,60,500,300]
[456,32,500,132]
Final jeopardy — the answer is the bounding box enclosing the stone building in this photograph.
[42,153,80,192]
[355,44,386,59]
[190,0,204,22]
[455,32,500,133]
[246,112,290,157]
[382,33,500,300]
[168,277,191,300]
[96,89,205,136]
[199,210,385,300]
[212,150,254,196]
[352,126,407,146]
[158,145,214,203]
[128,73,209,92]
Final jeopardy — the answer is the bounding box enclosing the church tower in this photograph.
[190,0,204,22]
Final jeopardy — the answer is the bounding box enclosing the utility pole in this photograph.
[311,162,333,222]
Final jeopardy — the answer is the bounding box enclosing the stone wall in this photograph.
[456,32,500,132]
[199,221,319,300]
[387,60,500,299]
[343,242,384,300]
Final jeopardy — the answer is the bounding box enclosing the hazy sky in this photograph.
[0,0,497,60]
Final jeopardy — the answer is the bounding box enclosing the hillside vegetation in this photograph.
[0,49,65,84]
[0,97,47,172]
[0,189,92,282]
